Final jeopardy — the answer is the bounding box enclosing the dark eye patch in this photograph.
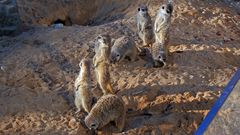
[162,6,165,9]
[138,8,140,11]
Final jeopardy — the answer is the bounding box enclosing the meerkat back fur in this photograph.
[110,36,138,64]
[84,94,126,132]
[74,58,94,113]
[93,34,114,94]
[136,5,154,47]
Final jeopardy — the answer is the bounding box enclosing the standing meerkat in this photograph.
[93,34,114,94]
[74,58,94,113]
[136,4,154,47]
[84,94,126,132]
[110,36,138,64]
[153,1,173,66]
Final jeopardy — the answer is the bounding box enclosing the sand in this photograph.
[0,0,239,134]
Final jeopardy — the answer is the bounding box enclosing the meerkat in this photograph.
[93,34,114,94]
[74,58,94,113]
[153,1,173,66]
[110,36,138,64]
[94,34,111,59]
[84,94,126,132]
[136,4,154,47]
[151,42,167,67]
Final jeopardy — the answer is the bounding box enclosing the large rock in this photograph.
[0,0,20,36]
[16,0,132,26]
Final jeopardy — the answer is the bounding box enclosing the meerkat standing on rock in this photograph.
[153,1,173,67]
[110,36,138,64]
[93,34,114,94]
[85,94,126,132]
[74,58,94,113]
[136,4,154,47]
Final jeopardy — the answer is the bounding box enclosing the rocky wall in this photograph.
[16,0,132,26]
[0,0,20,36]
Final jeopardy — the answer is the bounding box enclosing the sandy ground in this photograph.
[0,0,240,134]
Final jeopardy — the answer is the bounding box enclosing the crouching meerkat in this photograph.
[84,94,126,132]
[110,36,138,64]
[136,4,154,47]
[74,58,94,113]
[93,34,114,94]
[151,42,167,67]
[153,1,173,67]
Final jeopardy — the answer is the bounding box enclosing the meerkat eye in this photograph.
[138,8,140,11]
[162,6,165,9]
[158,56,162,59]
[97,36,101,39]
[117,54,120,57]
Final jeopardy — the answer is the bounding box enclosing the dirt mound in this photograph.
[17,0,132,26]
[0,0,240,134]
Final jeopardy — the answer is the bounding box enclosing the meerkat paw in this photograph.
[115,117,125,132]
[75,108,81,114]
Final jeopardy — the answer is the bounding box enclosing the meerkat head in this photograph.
[159,3,173,16]
[110,36,129,64]
[152,46,167,67]
[110,51,121,64]
[84,114,100,130]
[97,34,111,48]
[138,5,148,16]
[79,58,91,69]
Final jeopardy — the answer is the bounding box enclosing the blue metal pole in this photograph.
[194,69,240,135]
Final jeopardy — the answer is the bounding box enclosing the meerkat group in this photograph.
[137,0,173,67]
[73,0,174,133]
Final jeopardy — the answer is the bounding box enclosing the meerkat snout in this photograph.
[110,52,121,64]
[158,53,166,62]
[85,118,99,130]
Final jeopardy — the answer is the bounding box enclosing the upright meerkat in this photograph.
[84,94,126,132]
[93,34,114,94]
[74,58,94,113]
[153,1,173,66]
[110,36,138,64]
[136,4,154,47]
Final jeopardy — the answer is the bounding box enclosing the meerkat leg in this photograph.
[75,102,82,114]
[130,50,138,62]
[114,112,126,132]
[82,98,93,113]
[74,92,82,113]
